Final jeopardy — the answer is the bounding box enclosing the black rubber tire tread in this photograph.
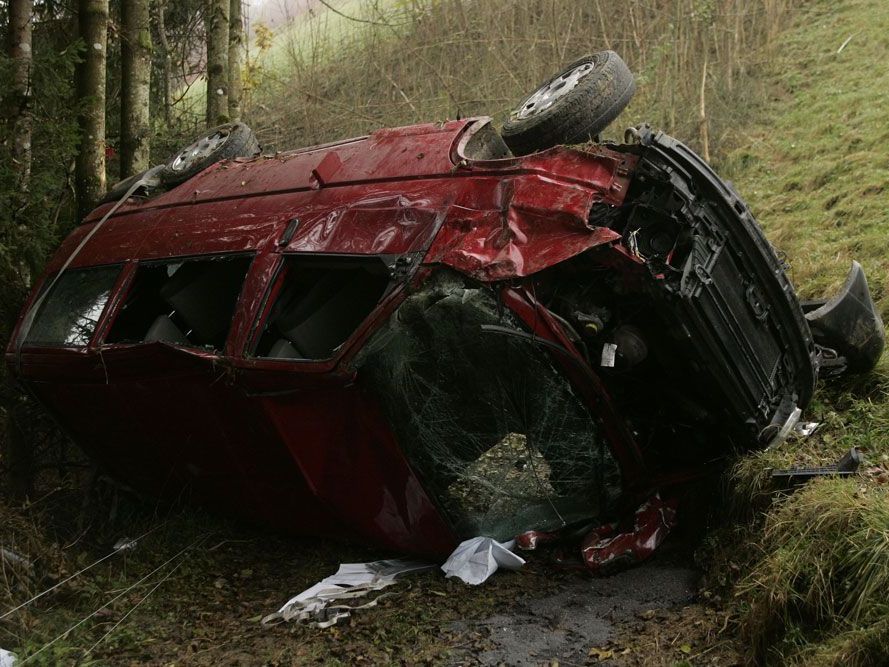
[160,122,260,186]
[501,51,635,156]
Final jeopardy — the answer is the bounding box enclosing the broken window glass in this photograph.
[106,254,252,351]
[354,271,622,541]
[24,266,121,347]
[254,255,391,360]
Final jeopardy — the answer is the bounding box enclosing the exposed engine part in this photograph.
[611,325,648,367]
[573,307,610,338]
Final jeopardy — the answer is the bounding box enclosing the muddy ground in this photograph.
[451,542,706,666]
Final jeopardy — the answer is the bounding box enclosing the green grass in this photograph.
[720,0,889,318]
[718,1,889,662]
[737,480,889,665]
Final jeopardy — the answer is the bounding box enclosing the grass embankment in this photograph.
[717,0,889,663]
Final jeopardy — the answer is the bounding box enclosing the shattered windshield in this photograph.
[354,271,622,540]
[24,266,121,347]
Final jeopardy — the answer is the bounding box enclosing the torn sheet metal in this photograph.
[428,175,622,281]
[262,559,433,628]
[441,537,525,585]
[793,421,821,438]
[0,648,16,667]
[581,494,677,575]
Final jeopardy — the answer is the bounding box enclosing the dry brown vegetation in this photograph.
[248,0,797,163]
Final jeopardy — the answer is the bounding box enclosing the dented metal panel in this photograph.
[428,175,622,280]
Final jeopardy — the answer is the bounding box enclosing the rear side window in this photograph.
[106,255,251,351]
[24,266,121,347]
[254,256,391,360]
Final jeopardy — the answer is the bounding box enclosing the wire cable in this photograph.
[0,519,169,621]
[21,533,209,664]
[82,537,205,657]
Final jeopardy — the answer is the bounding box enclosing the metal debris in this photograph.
[793,421,821,438]
[771,447,863,484]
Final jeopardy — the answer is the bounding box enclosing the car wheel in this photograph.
[161,122,260,186]
[501,51,635,156]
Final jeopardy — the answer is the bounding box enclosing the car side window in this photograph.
[105,255,252,351]
[254,256,391,360]
[24,266,122,347]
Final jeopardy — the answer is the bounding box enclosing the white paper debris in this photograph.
[600,342,617,368]
[0,648,17,667]
[262,559,433,628]
[441,537,525,585]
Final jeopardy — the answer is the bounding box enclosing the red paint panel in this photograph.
[84,120,469,222]
[47,200,283,271]
[283,188,451,255]
[24,345,454,554]
[519,145,637,203]
[259,387,454,555]
[581,494,678,574]
[428,174,621,280]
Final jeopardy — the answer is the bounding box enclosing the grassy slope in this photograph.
[722,0,888,315]
[719,0,889,663]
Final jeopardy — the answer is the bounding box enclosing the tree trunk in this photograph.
[121,0,152,178]
[205,0,229,127]
[228,0,243,122]
[154,0,172,124]
[6,0,34,205]
[75,0,109,220]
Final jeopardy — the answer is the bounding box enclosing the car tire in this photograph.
[501,51,635,156]
[161,122,260,186]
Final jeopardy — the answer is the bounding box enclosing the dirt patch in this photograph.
[449,542,730,666]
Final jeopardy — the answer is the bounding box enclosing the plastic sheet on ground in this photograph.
[0,548,32,572]
[441,537,526,585]
[262,559,433,628]
[0,648,16,667]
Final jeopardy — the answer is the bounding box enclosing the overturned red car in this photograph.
[7,53,883,565]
